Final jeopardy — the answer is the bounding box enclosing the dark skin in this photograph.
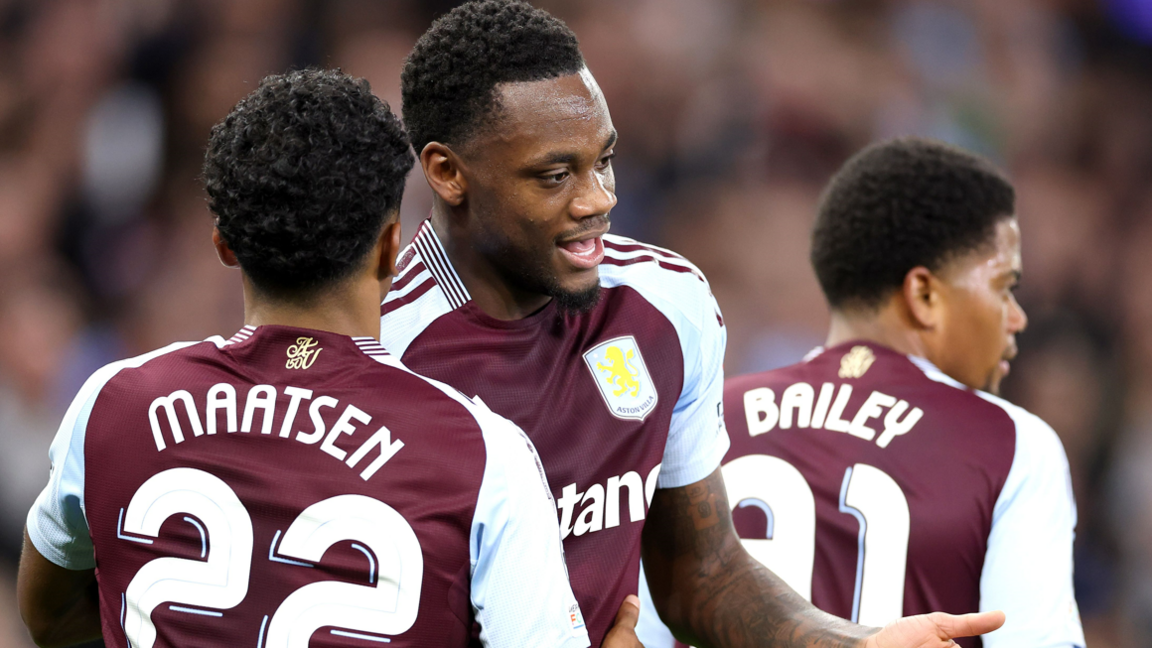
[827,218,1027,396]
[419,69,1006,648]
[17,529,101,648]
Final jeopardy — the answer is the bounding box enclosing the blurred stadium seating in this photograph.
[0,1,1149,645]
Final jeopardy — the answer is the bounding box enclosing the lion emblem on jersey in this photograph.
[583,336,658,421]
[597,346,641,397]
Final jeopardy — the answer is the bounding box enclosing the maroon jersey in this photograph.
[700,341,1082,648]
[27,325,588,648]
[380,222,730,646]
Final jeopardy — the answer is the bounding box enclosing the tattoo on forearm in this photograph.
[643,470,872,648]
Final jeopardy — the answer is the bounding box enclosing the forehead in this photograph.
[481,68,613,153]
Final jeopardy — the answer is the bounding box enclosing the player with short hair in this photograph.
[638,137,1084,647]
[383,2,1005,646]
[18,68,603,648]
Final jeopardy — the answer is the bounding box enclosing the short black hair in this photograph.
[811,137,1016,310]
[401,0,585,153]
[203,68,414,299]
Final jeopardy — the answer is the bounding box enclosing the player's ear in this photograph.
[420,142,468,207]
[902,266,939,329]
[212,227,240,268]
[377,215,403,282]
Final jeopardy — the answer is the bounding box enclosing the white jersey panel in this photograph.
[975,392,1085,648]
[379,270,455,357]
[469,402,590,648]
[600,235,730,488]
[909,356,1084,647]
[26,339,213,569]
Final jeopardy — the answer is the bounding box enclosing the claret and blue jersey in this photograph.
[381,220,730,647]
[639,340,1086,648]
[27,324,588,648]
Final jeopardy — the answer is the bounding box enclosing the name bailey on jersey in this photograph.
[742,381,924,449]
[147,383,405,481]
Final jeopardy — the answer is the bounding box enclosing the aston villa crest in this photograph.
[583,336,658,421]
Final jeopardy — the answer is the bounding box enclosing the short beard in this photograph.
[488,240,603,315]
[551,283,602,314]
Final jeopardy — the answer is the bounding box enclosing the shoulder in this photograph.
[974,390,1070,474]
[909,356,1067,468]
[902,356,1018,431]
[599,234,722,337]
[725,363,803,395]
[92,337,225,398]
[370,354,523,444]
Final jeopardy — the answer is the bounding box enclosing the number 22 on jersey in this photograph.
[722,455,910,626]
[117,467,422,648]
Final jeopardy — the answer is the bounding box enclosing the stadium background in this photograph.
[0,0,1149,645]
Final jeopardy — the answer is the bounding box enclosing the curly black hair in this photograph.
[203,68,414,299]
[811,137,1015,310]
[401,0,585,153]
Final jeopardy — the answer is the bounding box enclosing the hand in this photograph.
[601,594,644,648]
[862,611,1005,648]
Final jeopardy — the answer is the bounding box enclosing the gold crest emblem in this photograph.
[838,345,875,379]
[286,336,322,370]
[597,346,642,397]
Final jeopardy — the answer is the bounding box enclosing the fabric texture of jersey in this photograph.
[27,325,588,648]
[637,341,1085,648]
[380,221,730,646]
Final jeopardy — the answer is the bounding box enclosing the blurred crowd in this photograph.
[0,0,1150,645]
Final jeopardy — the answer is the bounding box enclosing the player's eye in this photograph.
[540,170,569,185]
[596,152,616,170]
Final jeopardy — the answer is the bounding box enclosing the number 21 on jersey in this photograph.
[722,455,910,626]
[117,467,422,648]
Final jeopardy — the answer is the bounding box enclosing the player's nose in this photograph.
[571,171,617,218]
[1008,293,1028,334]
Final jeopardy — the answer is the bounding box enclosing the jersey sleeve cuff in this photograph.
[26,507,95,571]
[655,425,730,489]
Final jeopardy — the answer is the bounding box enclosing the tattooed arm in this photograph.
[641,467,1005,648]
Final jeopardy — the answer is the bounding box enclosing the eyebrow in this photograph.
[531,130,618,168]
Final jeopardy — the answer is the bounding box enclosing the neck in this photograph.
[825,302,929,359]
[431,204,552,320]
[242,276,382,339]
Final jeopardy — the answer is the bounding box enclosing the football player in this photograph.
[639,137,1084,648]
[381,2,1005,646]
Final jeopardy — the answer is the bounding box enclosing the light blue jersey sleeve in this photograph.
[599,235,731,489]
[470,404,590,648]
[976,394,1086,648]
[27,340,205,569]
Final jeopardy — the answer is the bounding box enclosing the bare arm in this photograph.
[17,528,101,648]
[641,468,1004,648]
[642,467,868,648]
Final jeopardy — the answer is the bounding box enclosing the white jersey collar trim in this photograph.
[412,220,471,309]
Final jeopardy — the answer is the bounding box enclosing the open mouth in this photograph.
[557,236,605,269]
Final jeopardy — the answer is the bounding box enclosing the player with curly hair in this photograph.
[382,2,1007,647]
[18,68,620,648]
[640,137,1083,648]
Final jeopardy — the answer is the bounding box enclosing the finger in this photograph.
[929,610,1006,638]
[613,594,641,629]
